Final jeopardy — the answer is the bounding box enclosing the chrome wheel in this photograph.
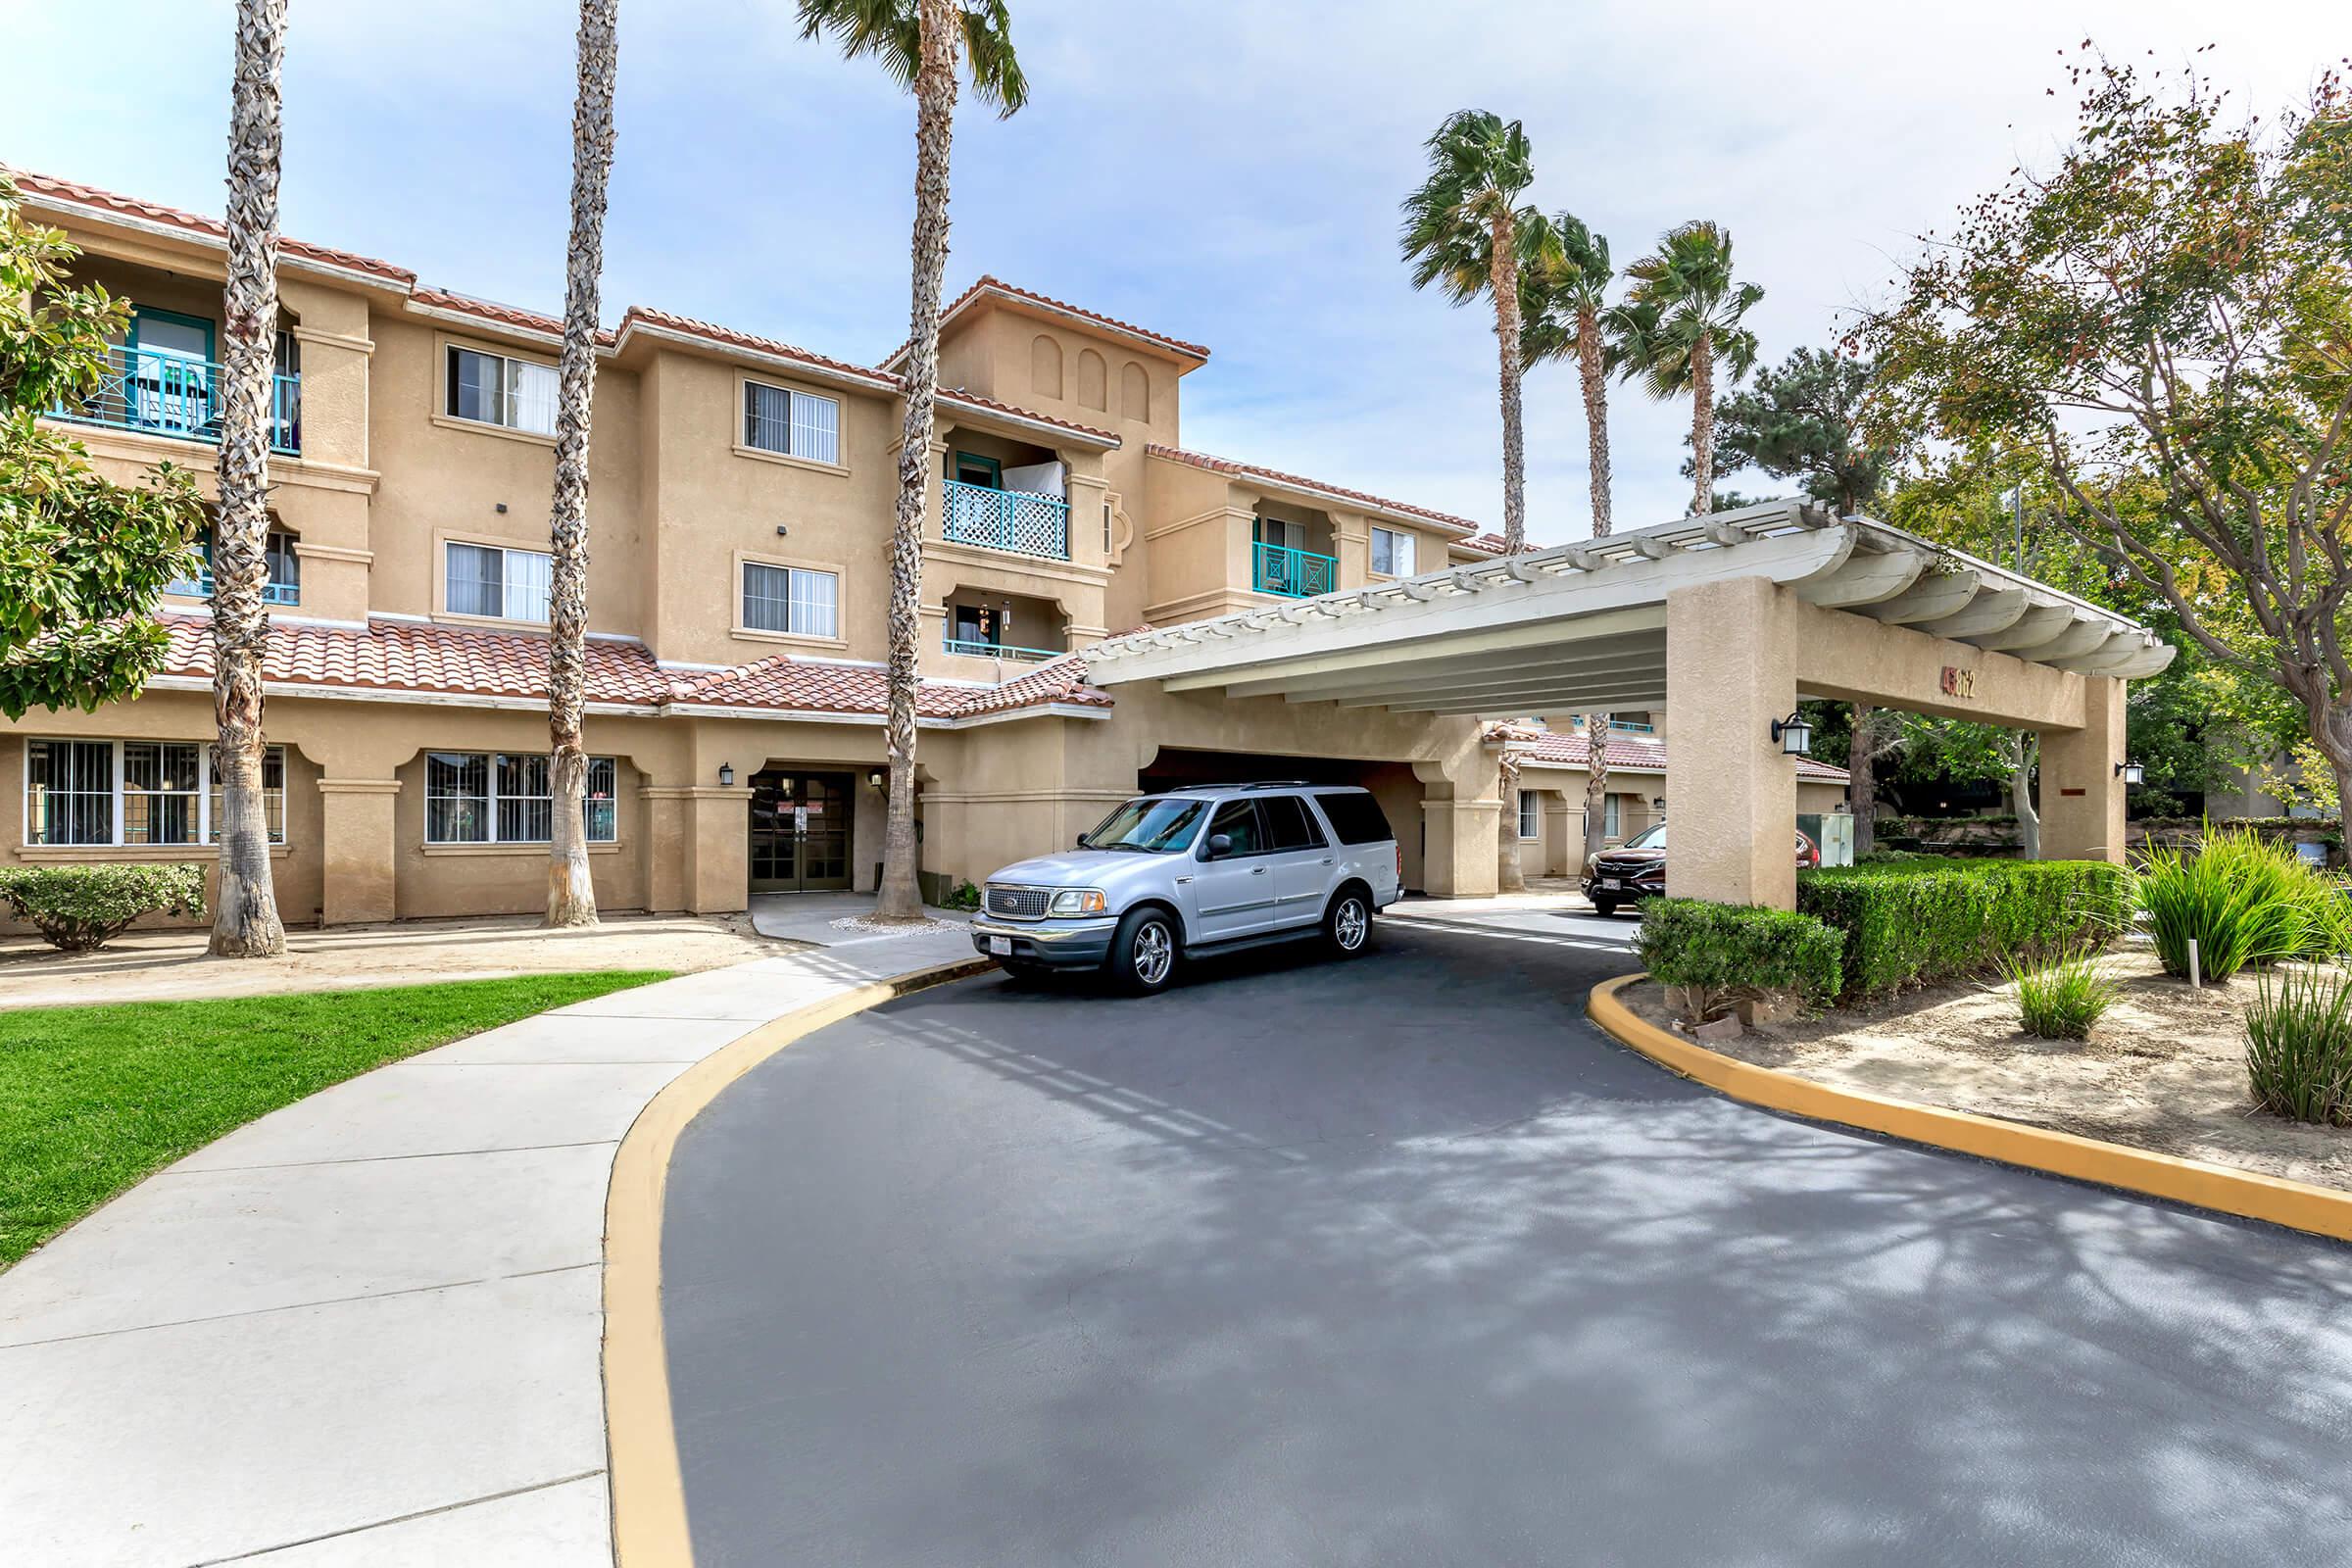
[1334,897,1369,952]
[1132,920,1174,987]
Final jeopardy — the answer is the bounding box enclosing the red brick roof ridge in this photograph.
[12,169,416,284]
[888,274,1212,367]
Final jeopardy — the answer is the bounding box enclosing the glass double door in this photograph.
[749,770,853,893]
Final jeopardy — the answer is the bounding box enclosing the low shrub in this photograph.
[2244,967,2352,1125]
[0,863,207,952]
[1798,858,2129,1000]
[2004,948,2120,1040]
[941,879,983,911]
[1635,898,1844,1022]
[2135,825,2338,982]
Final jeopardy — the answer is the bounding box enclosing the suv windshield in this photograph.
[1083,796,1209,853]
[1620,824,1665,851]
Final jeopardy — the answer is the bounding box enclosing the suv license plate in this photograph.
[988,935,1013,956]
[1600,878,1622,890]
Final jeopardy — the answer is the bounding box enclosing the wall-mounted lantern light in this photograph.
[1651,796,1667,815]
[868,770,885,790]
[2116,760,2145,785]
[716,763,734,788]
[1770,711,1813,757]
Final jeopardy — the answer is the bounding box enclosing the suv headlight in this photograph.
[1049,888,1107,915]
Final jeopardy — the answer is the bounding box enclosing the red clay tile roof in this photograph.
[11,169,416,284]
[889,274,1211,368]
[1146,444,1479,533]
[1455,532,1509,556]
[410,285,617,345]
[617,305,896,388]
[1501,723,1851,783]
[152,614,1109,720]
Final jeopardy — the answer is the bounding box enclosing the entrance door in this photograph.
[748,770,854,893]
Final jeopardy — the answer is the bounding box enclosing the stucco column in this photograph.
[2038,675,2128,863]
[1543,793,1577,876]
[317,778,400,925]
[1419,799,1502,898]
[689,787,753,913]
[1066,469,1110,572]
[1666,577,1798,908]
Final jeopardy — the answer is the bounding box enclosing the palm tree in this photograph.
[1523,210,1620,860]
[1608,220,1763,517]
[1399,110,1541,553]
[799,0,1026,920]
[209,0,289,958]
[544,0,620,929]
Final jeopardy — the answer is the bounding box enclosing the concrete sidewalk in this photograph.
[0,924,976,1567]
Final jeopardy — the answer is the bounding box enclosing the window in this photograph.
[1260,795,1326,852]
[170,528,302,605]
[446,345,558,435]
[1518,789,1541,841]
[1204,798,1264,856]
[1371,525,1416,577]
[445,541,552,622]
[742,381,840,466]
[1083,797,1208,854]
[1312,792,1395,846]
[742,562,839,639]
[1603,795,1621,839]
[24,739,284,847]
[425,751,617,845]
[953,451,1003,488]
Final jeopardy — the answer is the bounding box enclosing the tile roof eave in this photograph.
[1145,443,1478,534]
[12,169,416,287]
[886,275,1212,371]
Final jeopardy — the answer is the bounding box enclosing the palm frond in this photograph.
[798,0,1027,112]
[1398,109,1535,307]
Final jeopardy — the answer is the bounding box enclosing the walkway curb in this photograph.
[604,956,994,1566]
[1589,972,2352,1247]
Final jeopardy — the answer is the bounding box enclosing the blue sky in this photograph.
[1,0,2331,537]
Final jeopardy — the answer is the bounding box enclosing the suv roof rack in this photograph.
[1164,779,1317,792]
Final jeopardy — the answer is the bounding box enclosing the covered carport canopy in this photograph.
[1082,501,2174,908]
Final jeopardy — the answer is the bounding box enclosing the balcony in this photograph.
[943,634,1060,662]
[168,575,302,607]
[1252,539,1337,599]
[50,343,302,457]
[943,479,1069,561]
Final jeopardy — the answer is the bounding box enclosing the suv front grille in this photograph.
[986,884,1050,920]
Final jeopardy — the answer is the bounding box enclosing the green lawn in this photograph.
[0,970,670,1269]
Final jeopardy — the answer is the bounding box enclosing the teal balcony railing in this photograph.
[1252,539,1337,598]
[50,343,302,456]
[943,479,1070,561]
[167,574,301,606]
[943,634,1060,662]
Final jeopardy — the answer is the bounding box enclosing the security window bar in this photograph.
[425,751,618,845]
[742,562,839,639]
[742,382,841,466]
[25,740,285,847]
[1518,789,1540,841]
[446,345,559,436]
[445,541,553,622]
[169,528,302,605]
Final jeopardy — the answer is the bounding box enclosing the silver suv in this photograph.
[969,782,1404,994]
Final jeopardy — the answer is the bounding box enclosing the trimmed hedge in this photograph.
[0,863,207,952]
[1797,858,2130,999]
[1635,898,1844,1021]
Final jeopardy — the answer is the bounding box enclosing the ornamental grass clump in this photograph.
[2003,948,2120,1041]
[0,863,206,952]
[2244,967,2352,1126]
[2135,825,2334,982]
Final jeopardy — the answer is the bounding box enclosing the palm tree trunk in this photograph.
[1689,329,1716,515]
[544,0,618,929]
[1583,719,1611,861]
[876,0,959,921]
[1575,303,1612,538]
[2011,733,2041,860]
[1495,753,1525,893]
[1486,209,1526,554]
[1850,704,1878,858]
[209,0,289,959]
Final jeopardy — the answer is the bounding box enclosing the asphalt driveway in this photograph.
[662,920,2352,1566]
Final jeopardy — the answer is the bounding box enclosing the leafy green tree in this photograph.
[0,173,204,720]
[1868,48,2352,815]
[1703,346,1886,514]
[1607,220,1763,517]
[799,0,1027,919]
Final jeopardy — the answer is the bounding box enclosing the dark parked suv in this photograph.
[1583,823,1820,917]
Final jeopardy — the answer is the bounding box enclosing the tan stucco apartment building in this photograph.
[5,172,1844,925]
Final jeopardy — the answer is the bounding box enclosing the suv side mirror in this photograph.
[1074,835,1089,849]
[1204,832,1234,860]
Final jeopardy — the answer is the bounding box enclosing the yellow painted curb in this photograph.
[1589,972,2352,1248]
[604,956,995,1566]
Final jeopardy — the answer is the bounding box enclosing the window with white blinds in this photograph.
[425,752,615,845]
[24,740,285,847]
[742,381,841,466]
[741,562,839,639]
[445,541,553,622]
[445,346,559,436]
[1371,525,1416,577]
